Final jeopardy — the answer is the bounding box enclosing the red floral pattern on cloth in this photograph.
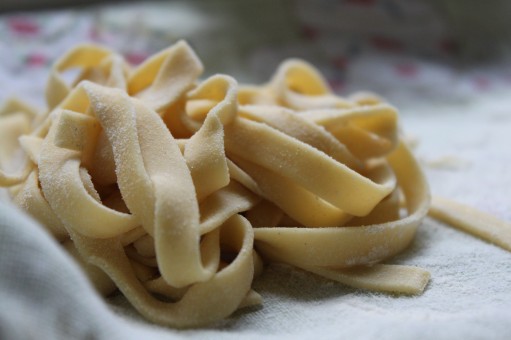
[395,62,419,78]
[7,17,40,36]
[26,52,47,68]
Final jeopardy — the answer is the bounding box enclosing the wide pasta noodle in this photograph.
[2,40,510,328]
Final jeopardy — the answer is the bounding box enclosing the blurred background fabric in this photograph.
[2,0,511,109]
[1,1,511,339]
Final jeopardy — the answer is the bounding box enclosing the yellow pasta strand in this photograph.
[430,196,511,252]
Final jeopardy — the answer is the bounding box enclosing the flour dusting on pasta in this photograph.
[1,41,510,328]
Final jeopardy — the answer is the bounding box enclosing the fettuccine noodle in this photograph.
[1,41,510,328]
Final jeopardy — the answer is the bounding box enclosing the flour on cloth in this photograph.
[2,93,511,339]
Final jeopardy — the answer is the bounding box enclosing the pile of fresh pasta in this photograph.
[1,41,510,328]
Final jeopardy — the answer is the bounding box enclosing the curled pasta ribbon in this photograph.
[46,44,116,109]
[0,98,38,187]
[128,40,203,112]
[42,83,215,287]
[35,82,257,326]
[268,59,354,109]
[69,214,255,328]
[301,104,399,160]
[10,40,498,328]
[252,142,430,293]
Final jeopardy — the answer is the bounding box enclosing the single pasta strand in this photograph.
[430,196,511,252]
[303,264,431,295]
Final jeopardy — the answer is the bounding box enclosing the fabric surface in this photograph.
[2,94,511,340]
[1,1,511,339]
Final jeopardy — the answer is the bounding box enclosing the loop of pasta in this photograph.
[0,41,442,328]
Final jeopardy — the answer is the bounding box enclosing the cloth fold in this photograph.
[0,202,175,339]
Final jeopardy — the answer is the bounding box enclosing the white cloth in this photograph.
[0,203,175,339]
[1,92,511,339]
[2,2,511,338]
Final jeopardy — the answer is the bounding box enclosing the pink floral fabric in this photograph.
[1,1,511,109]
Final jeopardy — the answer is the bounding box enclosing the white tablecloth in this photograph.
[1,2,511,339]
